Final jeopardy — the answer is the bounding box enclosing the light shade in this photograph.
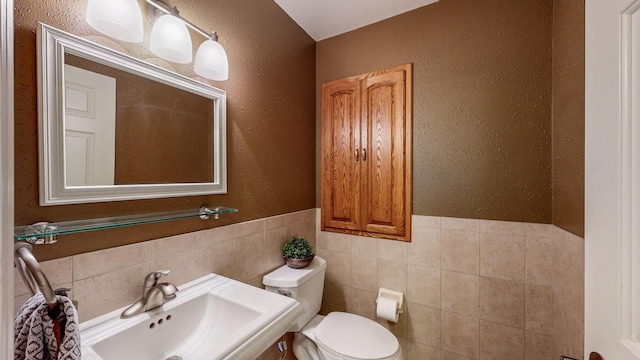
[86,0,144,43]
[194,37,229,81]
[149,14,193,64]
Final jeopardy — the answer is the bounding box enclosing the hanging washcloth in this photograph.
[14,293,81,360]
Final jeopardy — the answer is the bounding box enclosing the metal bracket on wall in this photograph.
[22,222,58,244]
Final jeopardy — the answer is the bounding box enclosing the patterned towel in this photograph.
[14,293,81,360]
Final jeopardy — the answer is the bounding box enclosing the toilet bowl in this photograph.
[263,256,402,360]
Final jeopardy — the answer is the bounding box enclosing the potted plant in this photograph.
[282,235,315,268]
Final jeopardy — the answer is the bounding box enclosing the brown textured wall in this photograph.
[14,0,316,260]
[552,0,585,237]
[316,0,553,223]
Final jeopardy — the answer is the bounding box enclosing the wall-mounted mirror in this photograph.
[37,23,227,206]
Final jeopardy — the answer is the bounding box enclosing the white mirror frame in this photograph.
[37,23,227,206]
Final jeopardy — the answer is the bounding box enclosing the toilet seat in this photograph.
[314,312,400,360]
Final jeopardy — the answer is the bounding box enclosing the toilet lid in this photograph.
[314,312,398,359]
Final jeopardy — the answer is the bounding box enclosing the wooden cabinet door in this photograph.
[321,64,412,241]
[321,77,361,232]
[360,65,411,240]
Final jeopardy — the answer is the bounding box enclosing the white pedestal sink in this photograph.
[80,273,302,360]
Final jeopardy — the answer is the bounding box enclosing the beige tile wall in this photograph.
[316,212,584,360]
[14,209,583,359]
[13,209,316,322]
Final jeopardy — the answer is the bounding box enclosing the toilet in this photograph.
[263,256,402,360]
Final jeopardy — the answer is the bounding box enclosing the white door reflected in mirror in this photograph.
[64,65,116,186]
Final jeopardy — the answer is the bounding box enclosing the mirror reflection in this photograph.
[64,54,214,186]
[38,23,227,206]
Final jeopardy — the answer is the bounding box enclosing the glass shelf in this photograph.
[14,206,238,242]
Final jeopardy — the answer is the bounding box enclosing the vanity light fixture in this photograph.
[146,0,229,81]
[194,32,229,81]
[149,10,193,64]
[85,0,144,43]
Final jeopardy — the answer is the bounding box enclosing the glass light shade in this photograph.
[149,15,193,64]
[86,0,144,43]
[194,39,229,81]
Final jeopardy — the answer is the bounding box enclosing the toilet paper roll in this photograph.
[376,296,399,322]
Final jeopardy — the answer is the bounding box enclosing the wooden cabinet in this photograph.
[321,64,412,241]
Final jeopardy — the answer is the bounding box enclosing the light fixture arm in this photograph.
[146,0,218,40]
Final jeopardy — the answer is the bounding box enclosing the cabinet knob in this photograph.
[355,149,359,161]
[362,148,367,161]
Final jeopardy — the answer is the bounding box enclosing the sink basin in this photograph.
[80,273,302,360]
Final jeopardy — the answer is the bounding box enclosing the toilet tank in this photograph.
[263,256,327,332]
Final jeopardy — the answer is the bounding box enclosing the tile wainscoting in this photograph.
[14,209,583,360]
[316,212,584,360]
[13,209,316,323]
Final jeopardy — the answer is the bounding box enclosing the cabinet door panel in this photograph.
[320,63,412,242]
[361,70,407,237]
[321,78,361,231]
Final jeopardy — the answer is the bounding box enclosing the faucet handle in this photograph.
[144,270,171,287]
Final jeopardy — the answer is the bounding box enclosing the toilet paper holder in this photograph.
[376,287,404,314]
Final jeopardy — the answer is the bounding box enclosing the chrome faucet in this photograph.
[121,270,178,319]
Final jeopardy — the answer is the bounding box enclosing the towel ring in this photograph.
[14,242,59,312]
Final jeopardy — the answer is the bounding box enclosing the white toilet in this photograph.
[263,256,403,360]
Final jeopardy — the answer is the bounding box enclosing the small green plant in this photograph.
[282,235,314,259]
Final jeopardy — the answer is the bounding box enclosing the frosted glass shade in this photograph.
[194,39,229,81]
[86,0,143,43]
[149,15,192,64]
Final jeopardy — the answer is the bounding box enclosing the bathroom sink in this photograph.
[80,274,302,360]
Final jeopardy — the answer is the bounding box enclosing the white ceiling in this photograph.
[274,0,439,41]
